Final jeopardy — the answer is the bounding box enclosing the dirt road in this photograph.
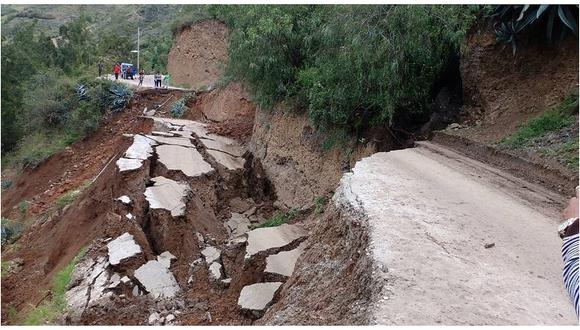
[335,141,577,325]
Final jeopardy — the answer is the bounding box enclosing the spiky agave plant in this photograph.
[107,83,133,112]
[491,5,578,54]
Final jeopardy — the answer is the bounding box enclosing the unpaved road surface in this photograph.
[336,141,577,325]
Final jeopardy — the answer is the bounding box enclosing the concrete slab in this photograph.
[125,134,157,160]
[145,135,195,148]
[201,246,221,264]
[116,157,144,172]
[264,242,306,277]
[151,131,178,137]
[157,251,177,268]
[107,233,142,266]
[156,145,214,177]
[134,260,180,299]
[206,149,245,171]
[144,176,190,217]
[238,282,283,312]
[245,224,308,259]
[225,213,251,237]
[200,137,245,157]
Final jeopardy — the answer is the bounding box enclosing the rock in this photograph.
[196,232,205,245]
[206,149,245,171]
[208,262,223,281]
[144,176,190,217]
[244,206,258,216]
[165,314,176,323]
[108,273,121,289]
[201,246,221,264]
[125,213,134,220]
[225,213,251,237]
[264,242,306,277]
[157,251,177,268]
[238,282,283,313]
[132,286,140,296]
[245,224,308,259]
[117,195,131,205]
[148,312,161,325]
[155,144,214,177]
[122,133,135,138]
[120,276,131,284]
[134,260,180,299]
[106,233,142,266]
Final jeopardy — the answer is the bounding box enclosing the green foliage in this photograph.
[257,209,298,228]
[212,5,477,134]
[24,247,86,325]
[314,196,328,215]
[502,93,578,148]
[170,93,193,118]
[1,260,9,277]
[492,5,579,54]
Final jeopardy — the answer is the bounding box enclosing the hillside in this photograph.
[1,5,579,326]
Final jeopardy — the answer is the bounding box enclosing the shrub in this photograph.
[1,218,24,245]
[257,209,298,228]
[213,5,477,135]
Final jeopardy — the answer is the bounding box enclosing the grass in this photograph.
[501,93,578,148]
[1,260,10,277]
[314,196,328,215]
[2,131,77,171]
[257,209,298,228]
[24,247,86,325]
[54,189,81,210]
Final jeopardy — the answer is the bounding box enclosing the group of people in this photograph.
[104,63,171,88]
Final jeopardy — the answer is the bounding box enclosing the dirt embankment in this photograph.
[249,107,384,210]
[458,23,578,143]
[167,20,228,90]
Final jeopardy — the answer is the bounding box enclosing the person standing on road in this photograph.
[154,72,162,88]
[113,63,121,80]
[138,69,145,87]
[560,186,579,318]
[97,62,103,77]
[163,73,172,89]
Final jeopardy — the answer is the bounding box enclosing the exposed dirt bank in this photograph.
[249,106,388,209]
[458,23,578,143]
[167,20,228,90]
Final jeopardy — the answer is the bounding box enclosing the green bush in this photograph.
[212,5,477,134]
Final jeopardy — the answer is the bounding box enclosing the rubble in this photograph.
[264,242,306,277]
[106,232,142,266]
[157,251,177,268]
[245,224,308,259]
[116,195,131,205]
[208,262,223,280]
[238,282,283,314]
[134,260,180,299]
[225,212,251,237]
[201,246,221,264]
[206,149,245,170]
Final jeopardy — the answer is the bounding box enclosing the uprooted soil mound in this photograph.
[187,82,256,143]
[167,20,228,90]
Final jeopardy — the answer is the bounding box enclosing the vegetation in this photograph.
[170,93,193,118]
[314,196,328,215]
[257,209,298,228]
[492,5,579,54]
[1,5,209,167]
[210,5,477,136]
[24,247,86,325]
[501,93,578,148]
